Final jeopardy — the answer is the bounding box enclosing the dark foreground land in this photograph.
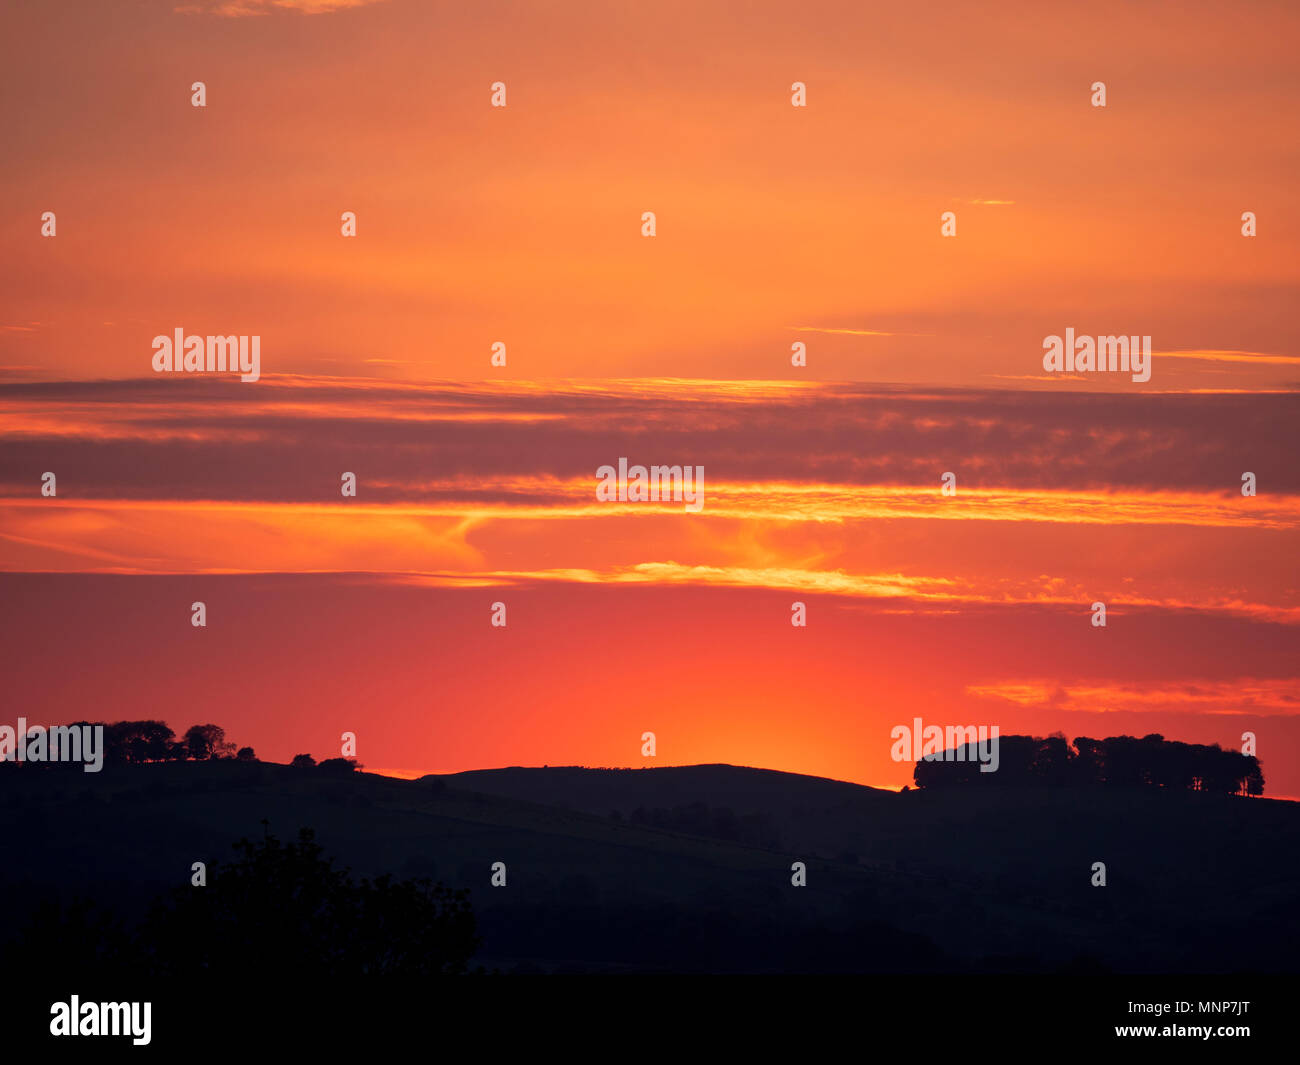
[2,760,1297,974]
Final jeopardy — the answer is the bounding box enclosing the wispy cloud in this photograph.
[788,326,933,337]
[967,678,1300,716]
[175,0,386,16]
[1156,350,1300,365]
[4,498,1298,624]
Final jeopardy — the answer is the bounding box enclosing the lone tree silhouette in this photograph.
[183,723,235,761]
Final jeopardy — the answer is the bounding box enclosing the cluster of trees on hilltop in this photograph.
[104,721,251,764]
[1,720,370,775]
[912,732,1264,796]
[0,719,379,777]
[0,720,254,767]
[288,753,363,774]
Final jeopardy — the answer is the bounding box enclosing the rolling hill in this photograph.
[2,760,1297,973]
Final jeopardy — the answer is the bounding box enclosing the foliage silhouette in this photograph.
[183,724,235,761]
[142,827,479,977]
[913,732,1264,795]
[318,757,362,774]
[1,827,480,980]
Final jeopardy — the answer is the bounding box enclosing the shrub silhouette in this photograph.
[142,827,479,977]
[318,757,362,775]
[2,827,480,980]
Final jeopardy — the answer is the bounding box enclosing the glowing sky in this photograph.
[1,1,1296,794]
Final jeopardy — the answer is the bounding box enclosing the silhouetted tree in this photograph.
[236,746,257,762]
[141,828,479,977]
[1033,732,1073,784]
[291,753,317,768]
[183,724,234,761]
[3,829,480,980]
[105,720,177,764]
[913,732,1263,796]
[318,757,361,775]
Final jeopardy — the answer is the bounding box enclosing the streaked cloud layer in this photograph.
[3,376,1297,493]
[2,1,1296,796]
[3,379,1295,629]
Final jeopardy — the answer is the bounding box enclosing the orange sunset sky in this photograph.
[1,1,1297,794]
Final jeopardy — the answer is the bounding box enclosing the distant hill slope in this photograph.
[436,763,1300,892]
[440,763,889,811]
[435,764,893,851]
[2,760,1297,973]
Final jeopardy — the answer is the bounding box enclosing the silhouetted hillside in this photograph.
[2,760,1297,974]
[438,764,892,852]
